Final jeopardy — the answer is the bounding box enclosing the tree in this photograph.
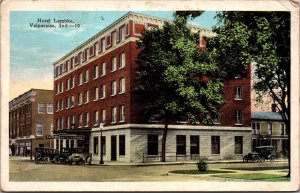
[207,12,291,177]
[136,14,224,162]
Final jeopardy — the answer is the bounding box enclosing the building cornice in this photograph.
[91,123,252,132]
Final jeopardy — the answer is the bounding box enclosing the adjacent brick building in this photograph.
[9,89,54,157]
[53,12,252,163]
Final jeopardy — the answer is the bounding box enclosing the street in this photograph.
[9,157,289,182]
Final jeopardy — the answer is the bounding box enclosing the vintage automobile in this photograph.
[67,148,92,165]
[243,146,276,163]
[54,148,72,164]
[34,147,59,164]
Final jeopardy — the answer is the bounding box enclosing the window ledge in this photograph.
[234,98,243,101]
[213,122,221,125]
[100,97,106,100]
[78,104,82,106]
[93,99,98,102]
[111,94,116,97]
[235,123,243,126]
[119,66,125,69]
[119,120,125,123]
[100,74,106,77]
[111,122,117,124]
[119,91,125,95]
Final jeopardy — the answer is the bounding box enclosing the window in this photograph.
[252,122,260,134]
[234,86,243,100]
[235,136,243,154]
[94,65,99,79]
[111,81,116,96]
[47,104,53,114]
[111,31,116,47]
[94,111,99,125]
[190,135,199,155]
[71,95,75,107]
[66,79,69,91]
[72,115,75,125]
[38,103,45,114]
[111,107,117,123]
[148,135,158,155]
[60,82,63,93]
[119,26,125,43]
[119,52,125,68]
[94,87,99,101]
[101,109,106,123]
[176,135,186,155]
[36,122,43,136]
[78,114,83,127]
[101,136,106,155]
[119,105,125,122]
[119,77,125,94]
[78,93,82,105]
[119,135,125,156]
[281,123,286,135]
[211,136,220,154]
[111,57,117,72]
[100,84,106,99]
[85,69,89,83]
[101,38,106,53]
[56,101,60,112]
[66,97,70,109]
[78,73,83,85]
[71,76,75,89]
[235,110,242,124]
[56,84,59,94]
[213,110,220,124]
[268,122,273,135]
[84,90,89,103]
[66,117,70,129]
[85,112,89,127]
[101,62,106,76]
[94,137,98,154]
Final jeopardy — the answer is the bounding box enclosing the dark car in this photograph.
[243,146,276,163]
[34,148,59,164]
[67,148,92,165]
[54,148,72,164]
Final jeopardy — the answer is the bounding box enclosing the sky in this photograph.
[10,11,218,100]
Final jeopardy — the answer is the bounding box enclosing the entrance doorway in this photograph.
[111,136,117,161]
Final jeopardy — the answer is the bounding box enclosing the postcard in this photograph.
[1,0,299,191]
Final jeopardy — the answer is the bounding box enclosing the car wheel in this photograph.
[85,156,92,165]
[270,155,275,162]
[44,156,51,164]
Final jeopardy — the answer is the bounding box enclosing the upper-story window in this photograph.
[252,122,260,134]
[78,93,83,105]
[94,87,99,101]
[119,26,125,43]
[66,97,70,109]
[119,52,125,68]
[101,84,106,99]
[78,73,83,85]
[66,79,70,91]
[66,60,69,72]
[101,109,106,123]
[111,106,117,123]
[70,57,74,69]
[119,77,125,94]
[85,112,89,127]
[213,110,220,124]
[101,62,106,76]
[101,38,106,53]
[56,84,59,94]
[71,95,75,107]
[36,122,43,136]
[47,103,53,114]
[85,69,89,83]
[281,123,286,135]
[235,110,242,125]
[78,114,83,127]
[84,90,89,104]
[94,65,99,79]
[111,31,116,47]
[71,76,75,89]
[38,103,45,114]
[234,86,243,100]
[111,81,117,96]
[268,122,273,135]
[111,57,117,72]
[119,105,125,122]
[94,111,99,125]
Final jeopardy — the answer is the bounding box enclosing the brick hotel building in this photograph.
[53,12,252,162]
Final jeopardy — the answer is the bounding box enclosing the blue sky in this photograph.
[10,11,218,99]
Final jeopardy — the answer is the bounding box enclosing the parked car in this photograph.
[243,146,276,163]
[67,148,92,165]
[34,148,59,164]
[54,148,72,164]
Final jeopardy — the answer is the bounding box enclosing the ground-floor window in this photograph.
[211,136,220,154]
[78,140,83,148]
[235,136,243,154]
[70,140,74,148]
[148,135,158,155]
[66,140,69,148]
[190,135,199,155]
[119,135,125,156]
[101,136,106,155]
[94,137,98,154]
[176,135,186,155]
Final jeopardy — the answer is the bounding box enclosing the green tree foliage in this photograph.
[207,11,290,176]
[136,14,224,162]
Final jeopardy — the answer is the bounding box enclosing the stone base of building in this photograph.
[89,124,252,163]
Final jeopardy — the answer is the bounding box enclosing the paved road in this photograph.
[9,157,289,182]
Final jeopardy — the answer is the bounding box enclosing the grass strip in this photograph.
[169,170,233,174]
[221,166,288,171]
[214,173,290,182]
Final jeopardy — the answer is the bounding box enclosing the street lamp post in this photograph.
[99,123,104,164]
[29,135,35,160]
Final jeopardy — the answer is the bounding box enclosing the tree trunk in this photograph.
[161,119,168,162]
[286,119,290,177]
